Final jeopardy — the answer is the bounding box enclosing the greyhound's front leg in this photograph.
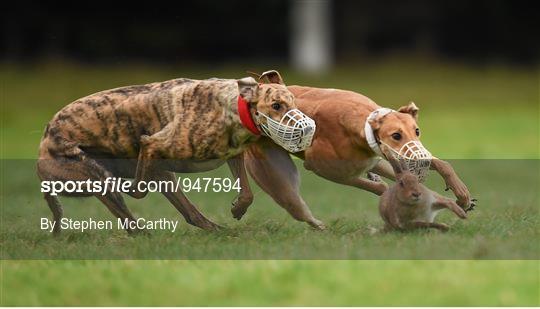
[432,193,467,219]
[430,158,473,209]
[227,153,254,220]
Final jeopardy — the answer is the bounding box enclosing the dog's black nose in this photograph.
[412,192,421,198]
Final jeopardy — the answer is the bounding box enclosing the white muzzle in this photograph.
[383,140,432,182]
[364,108,432,182]
[255,109,316,153]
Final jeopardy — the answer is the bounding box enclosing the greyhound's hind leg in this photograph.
[43,193,63,235]
[245,142,325,230]
[37,153,138,234]
[95,192,139,234]
[154,170,221,231]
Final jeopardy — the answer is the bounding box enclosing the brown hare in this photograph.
[379,149,470,232]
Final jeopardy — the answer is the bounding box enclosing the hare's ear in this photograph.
[381,145,403,175]
[389,156,403,176]
[259,70,284,85]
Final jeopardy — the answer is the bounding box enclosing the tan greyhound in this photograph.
[231,71,474,230]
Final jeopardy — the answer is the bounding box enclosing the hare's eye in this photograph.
[415,128,420,136]
[399,180,404,187]
[271,102,281,110]
[392,133,402,141]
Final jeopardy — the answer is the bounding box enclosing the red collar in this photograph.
[237,96,261,135]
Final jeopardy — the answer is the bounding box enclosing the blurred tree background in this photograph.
[2,0,538,67]
[1,0,538,159]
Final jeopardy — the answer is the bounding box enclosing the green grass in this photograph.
[3,260,538,306]
[1,159,538,260]
[1,59,539,306]
[1,58,538,159]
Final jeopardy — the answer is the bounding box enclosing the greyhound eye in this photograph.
[415,128,420,136]
[392,133,402,141]
[271,102,281,111]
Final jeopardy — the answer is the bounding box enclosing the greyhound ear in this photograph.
[368,118,381,132]
[246,71,262,80]
[237,77,259,103]
[398,102,419,120]
[259,70,284,85]
[367,115,383,131]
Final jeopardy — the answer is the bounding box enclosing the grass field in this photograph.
[1,59,539,305]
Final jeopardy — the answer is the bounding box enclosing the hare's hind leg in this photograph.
[408,221,450,232]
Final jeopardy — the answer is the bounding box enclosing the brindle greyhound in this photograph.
[37,72,301,233]
[230,72,475,230]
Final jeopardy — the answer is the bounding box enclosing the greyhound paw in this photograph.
[188,213,223,231]
[308,219,327,231]
[466,198,478,213]
[367,172,382,182]
[231,195,251,220]
[457,208,468,219]
[231,204,247,220]
[367,172,388,194]
[201,221,224,231]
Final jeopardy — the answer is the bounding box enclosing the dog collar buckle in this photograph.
[237,96,261,135]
